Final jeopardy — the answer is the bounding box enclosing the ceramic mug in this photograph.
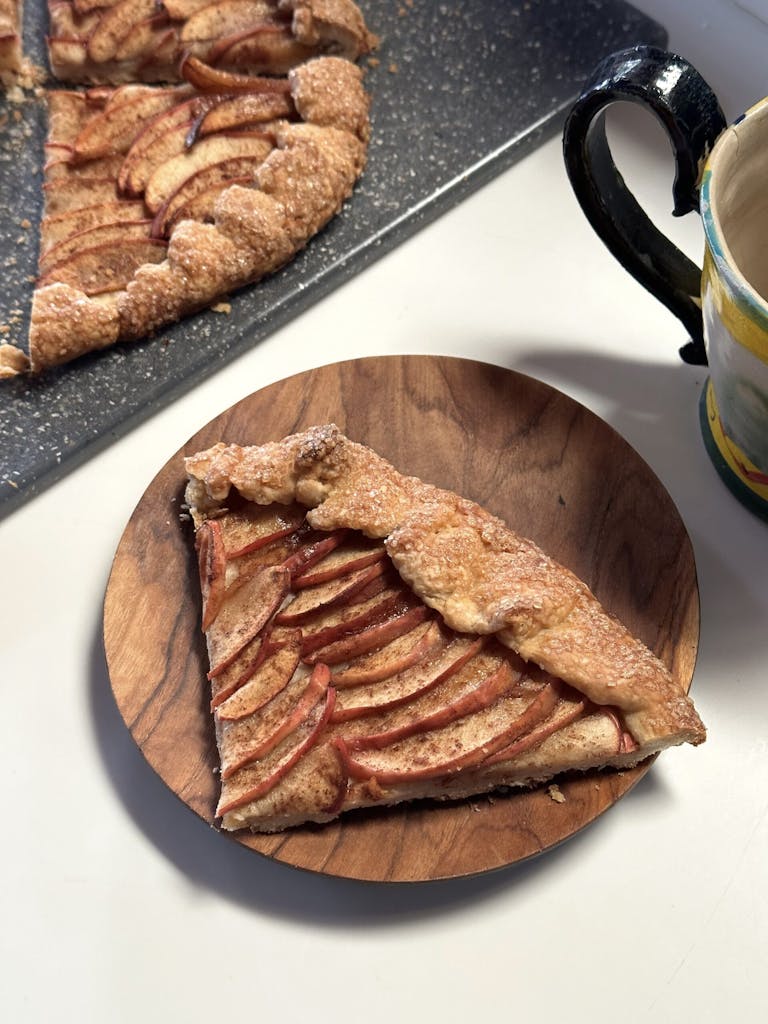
[563,46,768,521]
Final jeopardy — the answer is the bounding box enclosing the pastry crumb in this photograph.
[547,784,566,804]
[211,302,231,314]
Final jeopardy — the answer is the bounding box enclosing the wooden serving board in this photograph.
[103,355,700,883]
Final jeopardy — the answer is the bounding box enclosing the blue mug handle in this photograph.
[562,46,727,365]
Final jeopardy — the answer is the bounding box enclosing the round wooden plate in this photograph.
[103,355,700,883]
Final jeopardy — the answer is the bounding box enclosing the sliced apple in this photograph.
[215,501,306,559]
[162,175,255,234]
[330,619,449,690]
[179,52,293,94]
[196,519,227,631]
[39,220,153,275]
[281,530,348,580]
[275,560,386,626]
[40,200,148,251]
[304,605,432,666]
[206,564,290,676]
[211,26,313,74]
[37,238,168,295]
[337,678,557,785]
[331,635,485,723]
[142,130,274,212]
[216,682,335,816]
[73,0,123,15]
[161,0,216,16]
[292,539,386,589]
[189,92,292,143]
[113,13,172,62]
[483,685,587,765]
[343,654,519,751]
[150,160,256,237]
[180,1,281,45]
[119,118,199,197]
[209,632,265,707]
[297,586,409,657]
[215,631,302,722]
[219,660,329,777]
[44,152,126,182]
[73,86,190,161]
[87,0,160,64]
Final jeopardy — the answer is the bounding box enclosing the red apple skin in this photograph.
[274,560,386,626]
[302,604,431,665]
[346,659,516,752]
[220,662,330,777]
[292,543,386,589]
[296,586,408,657]
[330,635,485,723]
[197,518,227,631]
[216,683,336,816]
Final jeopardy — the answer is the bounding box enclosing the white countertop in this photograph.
[3,5,767,1021]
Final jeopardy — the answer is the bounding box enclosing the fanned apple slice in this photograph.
[275,561,386,625]
[216,682,335,815]
[86,0,159,63]
[112,13,173,63]
[304,605,432,666]
[281,529,348,580]
[216,501,307,559]
[215,631,302,722]
[38,221,153,275]
[142,130,274,212]
[44,152,127,182]
[218,660,328,777]
[330,619,452,689]
[196,518,227,632]
[179,52,295,94]
[484,687,588,766]
[208,25,313,74]
[155,175,253,235]
[331,635,485,722]
[205,564,290,676]
[73,86,191,160]
[119,118,198,197]
[189,91,295,143]
[337,682,560,786]
[37,238,168,295]
[297,586,410,657]
[43,178,121,215]
[342,654,520,750]
[40,200,148,251]
[180,1,283,45]
[151,161,261,237]
[292,539,386,589]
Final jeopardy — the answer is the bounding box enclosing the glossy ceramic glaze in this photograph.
[564,47,768,519]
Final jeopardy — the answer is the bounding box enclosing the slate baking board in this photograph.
[0,1,665,521]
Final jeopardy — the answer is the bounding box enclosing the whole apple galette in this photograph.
[0,0,376,378]
[184,424,705,833]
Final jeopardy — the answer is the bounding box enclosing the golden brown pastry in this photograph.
[184,424,705,833]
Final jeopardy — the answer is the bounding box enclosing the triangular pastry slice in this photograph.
[184,424,705,833]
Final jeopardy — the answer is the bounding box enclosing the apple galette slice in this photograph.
[9,54,369,374]
[184,424,705,833]
[47,0,377,84]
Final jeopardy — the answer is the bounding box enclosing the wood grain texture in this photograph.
[103,355,700,882]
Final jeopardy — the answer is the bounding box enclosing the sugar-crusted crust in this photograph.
[0,0,22,85]
[185,424,706,766]
[20,56,369,374]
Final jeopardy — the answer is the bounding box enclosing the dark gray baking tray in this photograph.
[0,1,665,521]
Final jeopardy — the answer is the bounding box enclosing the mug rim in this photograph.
[700,96,768,343]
